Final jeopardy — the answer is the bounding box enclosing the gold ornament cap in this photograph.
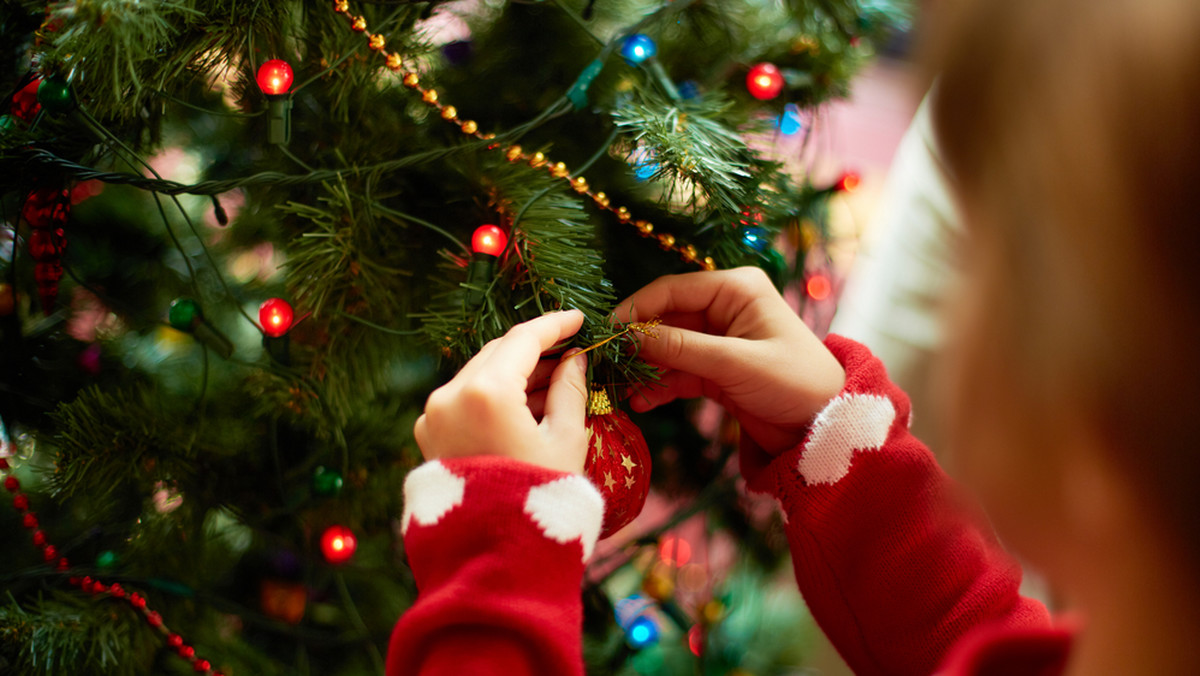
[588,388,613,416]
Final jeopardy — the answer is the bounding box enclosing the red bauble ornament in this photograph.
[746,62,785,101]
[320,525,357,565]
[256,59,294,96]
[258,298,294,337]
[471,224,507,257]
[584,389,652,538]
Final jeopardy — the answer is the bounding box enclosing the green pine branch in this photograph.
[0,591,156,676]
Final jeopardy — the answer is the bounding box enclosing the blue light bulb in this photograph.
[628,146,659,182]
[778,103,803,136]
[634,161,658,181]
[621,34,658,65]
[615,595,662,650]
[627,616,660,648]
[742,227,770,252]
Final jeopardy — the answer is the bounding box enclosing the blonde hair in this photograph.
[931,0,1200,556]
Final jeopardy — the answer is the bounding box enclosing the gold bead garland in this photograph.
[330,1,717,272]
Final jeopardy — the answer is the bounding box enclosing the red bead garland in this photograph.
[1,461,222,674]
[20,186,70,315]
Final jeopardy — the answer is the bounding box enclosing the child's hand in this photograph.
[614,268,845,456]
[414,310,589,474]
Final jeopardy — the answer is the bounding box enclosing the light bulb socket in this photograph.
[263,333,291,366]
[266,97,292,145]
[192,321,235,359]
[464,256,497,308]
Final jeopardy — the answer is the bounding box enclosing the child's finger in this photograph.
[628,370,706,412]
[612,268,766,325]
[541,350,588,451]
[613,271,723,323]
[483,310,585,381]
[452,335,504,382]
[658,311,710,333]
[632,323,741,381]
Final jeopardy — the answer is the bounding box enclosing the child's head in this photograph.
[931,0,1200,577]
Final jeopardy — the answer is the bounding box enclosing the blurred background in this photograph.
[0,1,975,674]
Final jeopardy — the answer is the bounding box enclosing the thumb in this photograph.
[542,349,589,452]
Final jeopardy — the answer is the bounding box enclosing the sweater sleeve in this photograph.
[743,335,1052,676]
[386,455,604,676]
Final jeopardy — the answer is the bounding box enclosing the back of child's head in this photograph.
[929,0,1200,562]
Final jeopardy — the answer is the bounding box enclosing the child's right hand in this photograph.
[614,268,845,456]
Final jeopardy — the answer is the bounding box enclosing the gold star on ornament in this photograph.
[604,472,616,491]
[620,454,637,472]
[589,429,610,460]
[625,475,636,489]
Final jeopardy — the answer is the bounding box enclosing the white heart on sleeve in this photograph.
[798,393,895,485]
[524,475,605,562]
[402,460,467,535]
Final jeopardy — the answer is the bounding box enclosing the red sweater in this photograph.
[388,336,1069,675]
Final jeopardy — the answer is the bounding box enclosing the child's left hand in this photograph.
[413,310,589,474]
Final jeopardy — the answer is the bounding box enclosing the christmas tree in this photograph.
[0,1,906,674]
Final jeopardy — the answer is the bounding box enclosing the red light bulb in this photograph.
[320,525,357,565]
[746,63,784,101]
[259,298,294,338]
[658,535,692,566]
[836,171,861,193]
[471,225,508,257]
[806,274,832,301]
[256,59,294,96]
